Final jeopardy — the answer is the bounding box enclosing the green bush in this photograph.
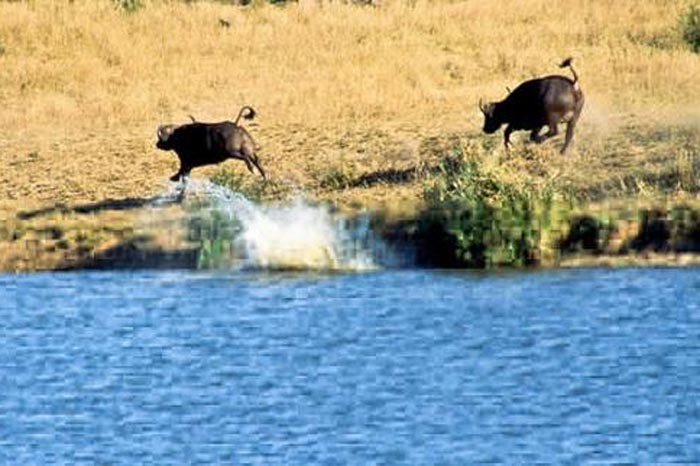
[187,169,274,268]
[186,205,240,269]
[681,4,700,52]
[113,0,143,13]
[316,165,356,190]
[210,167,267,202]
[412,145,567,268]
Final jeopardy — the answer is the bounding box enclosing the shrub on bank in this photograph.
[113,0,143,12]
[411,146,569,268]
[681,4,700,52]
[209,168,268,202]
[403,143,700,267]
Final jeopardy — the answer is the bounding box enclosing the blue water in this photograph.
[1,268,700,464]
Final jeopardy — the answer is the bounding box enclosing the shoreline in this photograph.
[3,197,700,273]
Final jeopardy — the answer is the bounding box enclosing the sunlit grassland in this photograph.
[0,0,698,203]
[0,0,699,270]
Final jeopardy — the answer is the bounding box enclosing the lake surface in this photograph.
[2,268,700,464]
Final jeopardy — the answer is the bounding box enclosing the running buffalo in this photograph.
[156,106,266,182]
[479,57,585,154]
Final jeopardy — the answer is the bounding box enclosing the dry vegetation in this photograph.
[0,0,699,269]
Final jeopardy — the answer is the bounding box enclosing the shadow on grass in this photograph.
[17,192,185,220]
[347,166,420,188]
[321,164,439,191]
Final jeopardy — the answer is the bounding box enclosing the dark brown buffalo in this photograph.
[480,57,585,153]
[156,106,265,182]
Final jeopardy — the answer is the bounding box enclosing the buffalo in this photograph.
[156,106,266,182]
[479,57,584,154]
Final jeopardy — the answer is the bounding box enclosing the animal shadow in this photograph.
[17,192,184,220]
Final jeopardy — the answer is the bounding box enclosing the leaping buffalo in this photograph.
[479,57,585,154]
[156,106,266,182]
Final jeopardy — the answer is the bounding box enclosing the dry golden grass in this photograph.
[1,0,699,206]
[1,0,699,270]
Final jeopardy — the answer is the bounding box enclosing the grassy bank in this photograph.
[0,0,699,270]
[380,143,700,269]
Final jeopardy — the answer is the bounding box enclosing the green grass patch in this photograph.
[209,167,271,202]
[681,4,700,52]
[316,165,357,190]
[113,0,143,13]
[186,205,239,269]
[410,143,573,268]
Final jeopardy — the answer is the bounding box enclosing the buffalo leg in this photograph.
[242,157,255,174]
[230,150,255,175]
[535,121,559,144]
[251,155,266,180]
[561,94,584,154]
[530,127,544,143]
[504,125,514,150]
[561,119,578,154]
[170,169,184,182]
[242,146,266,179]
[170,165,191,183]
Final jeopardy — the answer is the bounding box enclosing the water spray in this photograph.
[180,179,389,271]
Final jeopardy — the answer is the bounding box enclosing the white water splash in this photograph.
[183,179,385,271]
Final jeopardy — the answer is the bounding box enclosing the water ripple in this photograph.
[1,268,700,464]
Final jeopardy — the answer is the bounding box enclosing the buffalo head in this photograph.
[156,124,178,150]
[479,99,501,134]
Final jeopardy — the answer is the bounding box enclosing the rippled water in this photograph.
[2,268,700,464]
